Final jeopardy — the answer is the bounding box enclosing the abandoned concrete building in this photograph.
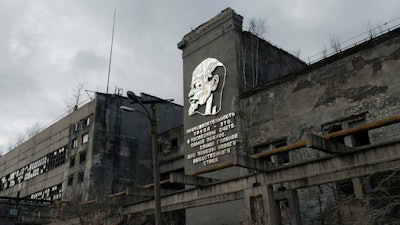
[0,92,183,223]
[1,7,400,225]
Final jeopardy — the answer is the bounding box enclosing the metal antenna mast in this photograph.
[106,8,116,94]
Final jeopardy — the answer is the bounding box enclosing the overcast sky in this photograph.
[1,0,399,152]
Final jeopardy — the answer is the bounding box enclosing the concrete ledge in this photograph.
[306,133,354,153]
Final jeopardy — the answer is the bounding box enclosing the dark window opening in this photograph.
[79,152,86,164]
[326,124,345,144]
[158,143,163,153]
[171,138,178,150]
[255,145,273,163]
[336,180,355,200]
[67,175,74,186]
[77,171,84,183]
[69,157,75,168]
[274,142,289,164]
[276,199,290,225]
[255,139,288,165]
[348,119,370,147]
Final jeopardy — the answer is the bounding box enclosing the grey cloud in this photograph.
[1,0,400,149]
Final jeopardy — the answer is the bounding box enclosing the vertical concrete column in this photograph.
[260,185,271,225]
[286,189,302,225]
[243,185,270,225]
[267,186,303,225]
[267,185,280,225]
[352,178,364,199]
[242,188,253,224]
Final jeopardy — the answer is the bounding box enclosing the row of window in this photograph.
[0,146,67,191]
[322,117,370,147]
[72,116,91,132]
[69,151,86,167]
[255,140,289,165]
[28,183,63,201]
[66,117,90,189]
[71,133,89,149]
[67,171,84,186]
[254,115,371,166]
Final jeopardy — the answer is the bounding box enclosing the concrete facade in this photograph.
[0,92,183,206]
[180,8,306,179]
[161,8,400,225]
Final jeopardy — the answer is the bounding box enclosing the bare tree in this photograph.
[65,83,85,113]
[329,34,341,54]
[292,49,301,59]
[323,172,400,225]
[249,18,267,38]
[15,133,25,147]
[249,18,268,87]
[322,44,328,58]
[26,121,42,139]
[366,18,377,39]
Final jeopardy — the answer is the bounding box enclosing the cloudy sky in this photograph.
[1,0,399,152]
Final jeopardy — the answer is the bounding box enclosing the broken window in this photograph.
[324,124,345,144]
[79,151,86,164]
[322,113,370,147]
[82,133,89,144]
[72,138,78,149]
[67,175,74,186]
[83,116,90,127]
[73,122,79,131]
[171,138,178,150]
[69,156,75,168]
[255,138,289,165]
[77,171,84,183]
[336,179,355,200]
[348,119,370,147]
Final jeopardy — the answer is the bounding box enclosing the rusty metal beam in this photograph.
[80,199,96,205]
[251,114,400,159]
[109,191,127,198]
[323,114,400,139]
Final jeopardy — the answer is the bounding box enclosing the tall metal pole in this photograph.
[122,91,164,224]
[150,103,161,225]
[106,8,116,94]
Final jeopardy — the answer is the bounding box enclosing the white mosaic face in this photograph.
[188,58,225,116]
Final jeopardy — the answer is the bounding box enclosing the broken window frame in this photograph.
[254,138,289,165]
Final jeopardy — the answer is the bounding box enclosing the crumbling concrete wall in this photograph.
[239,28,400,224]
[240,29,400,158]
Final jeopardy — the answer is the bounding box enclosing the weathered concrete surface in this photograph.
[240,27,400,163]
[119,139,400,224]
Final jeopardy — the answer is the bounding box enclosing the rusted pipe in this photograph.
[323,114,400,139]
[80,199,96,205]
[251,114,400,159]
[108,191,127,198]
[142,114,400,188]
